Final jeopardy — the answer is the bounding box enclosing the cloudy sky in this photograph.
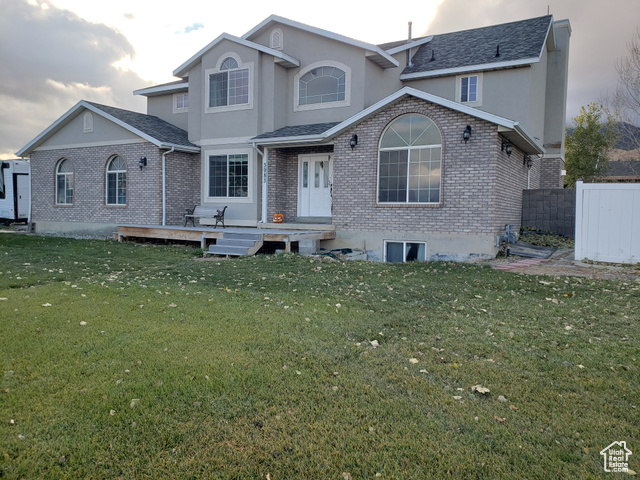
[1,0,638,160]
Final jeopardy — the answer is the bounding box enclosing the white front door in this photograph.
[298,154,332,217]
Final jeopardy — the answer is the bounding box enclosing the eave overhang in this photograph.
[173,33,300,78]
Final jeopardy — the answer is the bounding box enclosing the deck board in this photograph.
[116,224,335,252]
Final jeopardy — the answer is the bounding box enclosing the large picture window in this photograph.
[378,114,442,204]
[208,154,248,198]
[56,158,73,204]
[106,156,126,205]
[209,57,249,108]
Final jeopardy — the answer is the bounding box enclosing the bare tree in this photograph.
[612,29,640,157]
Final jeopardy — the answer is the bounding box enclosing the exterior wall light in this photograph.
[501,140,513,157]
[139,157,147,170]
[350,134,358,149]
[525,157,533,168]
[462,125,472,143]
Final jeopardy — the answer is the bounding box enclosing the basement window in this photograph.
[384,241,426,263]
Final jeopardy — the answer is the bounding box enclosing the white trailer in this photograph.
[0,160,30,224]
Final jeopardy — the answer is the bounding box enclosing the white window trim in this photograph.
[294,60,351,112]
[383,240,427,263]
[173,92,189,113]
[205,53,254,114]
[270,28,283,50]
[455,73,483,107]
[83,112,93,133]
[203,147,254,204]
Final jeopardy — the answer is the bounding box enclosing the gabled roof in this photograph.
[249,87,544,155]
[242,15,399,69]
[16,101,199,157]
[401,15,554,80]
[173,32,300,77]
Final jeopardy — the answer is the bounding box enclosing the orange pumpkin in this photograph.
[273,213,284,223]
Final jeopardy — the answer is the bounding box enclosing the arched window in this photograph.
[208,56,250,108]
[106,156,126,205]
[83,112,93,132]
[299,66,346,106]
[378,114,442,203]
[56,159,74,204]
[270,28,283,49]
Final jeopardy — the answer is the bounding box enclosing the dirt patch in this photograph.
[485,249,640,282]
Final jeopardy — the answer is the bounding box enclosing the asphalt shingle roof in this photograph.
[86,102,197,149]
[251,122,340,140]
[402,15,552,76]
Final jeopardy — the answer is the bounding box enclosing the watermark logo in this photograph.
[600,441,632,473]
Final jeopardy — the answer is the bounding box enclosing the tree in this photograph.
[612,29,640,155]
[564,103,618,187]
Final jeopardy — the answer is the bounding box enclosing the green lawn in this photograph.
[1,234,638,479]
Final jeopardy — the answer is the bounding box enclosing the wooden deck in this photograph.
[116,224,335,252]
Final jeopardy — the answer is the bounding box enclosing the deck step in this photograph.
[221,232,263,241]
[207,245,250,256]
[216,238,256,248]
[205,232,264,257]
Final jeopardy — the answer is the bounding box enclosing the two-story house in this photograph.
[17,14,571,261]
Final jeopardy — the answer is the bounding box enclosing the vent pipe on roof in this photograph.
[407,21,413,67]
[430,50,435,62]
[495,45,500,57]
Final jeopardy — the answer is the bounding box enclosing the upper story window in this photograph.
[56,158,73,205]
[294,61,351,112]
[457,73,482,106]
[83,112,93,132]
[106,155,126,205]
[207,56,250,111]
[378,114,442,204]
[174,93,188,112]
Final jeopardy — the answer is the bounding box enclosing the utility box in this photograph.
[0,160,30,224]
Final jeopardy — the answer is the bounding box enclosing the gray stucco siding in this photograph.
[147,94,188,131]
[42,110,140,147]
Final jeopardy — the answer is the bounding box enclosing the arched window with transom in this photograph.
[299,66,346,106]
[56,158,73,204]
[378,114,442,204]
[208,56,250,108]
[106,156,126,205]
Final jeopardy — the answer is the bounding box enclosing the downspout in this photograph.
[252,143,266,223]
[161,147,175,226]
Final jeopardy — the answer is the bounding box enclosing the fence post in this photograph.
[574,180,583,261]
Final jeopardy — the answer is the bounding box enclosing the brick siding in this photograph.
[267,145,333,222]
[329,97,533,239]
[31,143,199,228]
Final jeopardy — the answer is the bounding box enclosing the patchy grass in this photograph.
[1,234,638,479]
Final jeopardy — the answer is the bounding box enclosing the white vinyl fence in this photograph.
[575,180,640,264]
